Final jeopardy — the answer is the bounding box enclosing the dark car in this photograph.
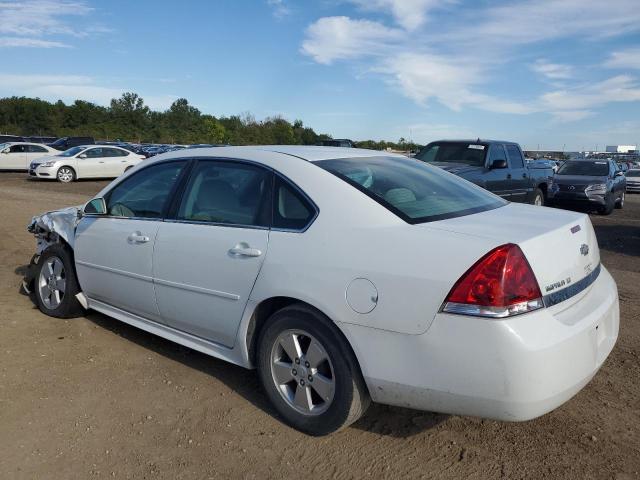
[25,136,57,144]
[551,160,626,215]
[415,140,555,205]
[48,136,95,151]
[0,135,25,143]
[319,139,354,148]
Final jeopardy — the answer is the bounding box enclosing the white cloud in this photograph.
[267,0,290,19]
[0,0,107,48]
[301,16,403,64]
[0,74,176,111]
[347,0,449,31]
[0,36,70,48]
[302,0,640,122]
[605,48,640,70]
[531,59,572,80]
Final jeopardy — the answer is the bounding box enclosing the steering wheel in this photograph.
[110,203,135,218]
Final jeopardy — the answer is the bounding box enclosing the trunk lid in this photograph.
[425,203,600,309]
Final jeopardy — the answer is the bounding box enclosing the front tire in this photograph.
[532,188,545,206]
[57,166,76,183]
[257,304,370,436]
[615,191,624,209]
[599,193,615,215]
[33,244,84,318]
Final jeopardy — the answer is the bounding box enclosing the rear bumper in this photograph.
[343,265,619,421]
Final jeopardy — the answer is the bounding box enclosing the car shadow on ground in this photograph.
[592,224,640,257]
[15,262,447,438]
[82,310,444,438]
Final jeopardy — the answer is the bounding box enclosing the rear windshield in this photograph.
[557,161,609,176]
[627,170,640,177]
[316,156,506,224]
[415,142,488,167]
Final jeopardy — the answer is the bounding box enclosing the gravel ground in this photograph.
[0,172,638,479]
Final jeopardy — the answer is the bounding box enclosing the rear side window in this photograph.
[273,176,316,231]
[28,145,48,153]
[317,156,506,224]
[505,144,524,169]
[177,161,272,227]
[106,161,185,218]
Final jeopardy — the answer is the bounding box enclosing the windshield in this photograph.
[316,156,506,224]
[415,142,488,167]
[627,170,640,177]
[59,146,87,157]
[557,161,609,176]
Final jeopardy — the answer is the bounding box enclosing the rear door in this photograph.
[504,144,530,203]
[484,144,512,198]
[26,144,51,169]
[102,147,129,177]
[75,161,187,319]
[153,159,272,347]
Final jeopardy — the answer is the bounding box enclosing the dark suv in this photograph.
[551,160,626,215]
[48,136,95,151]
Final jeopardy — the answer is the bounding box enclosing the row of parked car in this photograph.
[414,140,637,215]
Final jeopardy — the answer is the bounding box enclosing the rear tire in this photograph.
[56,166,76,183]
[615,191,624,209]
[257,304,370,436]
[532,188,545,206]
[33,244,84,318]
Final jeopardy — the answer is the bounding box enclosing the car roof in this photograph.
[427,139,519,145]
[146,145,405,163]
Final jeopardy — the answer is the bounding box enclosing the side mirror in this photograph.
[78,153,87,159]
[83,197,107,215]
[1,149,9,154]
[490,159,508,169]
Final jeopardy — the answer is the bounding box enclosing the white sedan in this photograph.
[25,146,619,435]
[0,142,58,170]
[29,145,144,182]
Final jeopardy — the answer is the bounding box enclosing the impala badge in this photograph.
[580,244,589,256]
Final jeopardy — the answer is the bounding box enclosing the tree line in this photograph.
[0,93,420,151]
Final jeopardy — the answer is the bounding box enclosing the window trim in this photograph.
[83,158,191,221]
[271,171,319,233]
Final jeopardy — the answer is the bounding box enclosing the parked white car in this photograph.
[29,145,144,182]
[25,146,619,435]
[0,142,58,170]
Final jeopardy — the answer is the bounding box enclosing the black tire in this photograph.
[615,191,624,209]
[56,166,76,183]
[33,244,84,318]
[532,188,545,206]
[599,193,615,215]
[257,304,370,436]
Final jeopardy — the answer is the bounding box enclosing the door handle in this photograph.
[229,243,262,257]
[507,174,512,179]
[522,173,528,178]
[128,232,150,244]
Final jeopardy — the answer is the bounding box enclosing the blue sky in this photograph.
[1,0,639,150]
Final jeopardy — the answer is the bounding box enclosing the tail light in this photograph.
[442,243,543,318]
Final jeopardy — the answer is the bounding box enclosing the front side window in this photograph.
[416,142,487,167]
[317,156,506,224]
[177,161,272,227]
[9,144,26,153]
[273,176,316,230]
[84,148,103,158]
[106,161,185,218]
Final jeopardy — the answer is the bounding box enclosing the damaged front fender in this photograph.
[27,206,82,254]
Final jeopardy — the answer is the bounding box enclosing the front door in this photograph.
[504,144,530,203]
[153,160,272,347]
[2,144,27,169]
[484,144,512,198]
[74,160,187,319]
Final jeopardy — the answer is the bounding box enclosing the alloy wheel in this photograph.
[57,167,74,183]
[270,329,335,416]
[534,194,543,206]
[38,257,66,310]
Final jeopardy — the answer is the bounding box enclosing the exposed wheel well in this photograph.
[245,297,365,387]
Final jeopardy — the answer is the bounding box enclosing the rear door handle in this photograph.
[128,232,150,244]
[229,243,262,257]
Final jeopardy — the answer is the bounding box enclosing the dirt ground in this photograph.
[0,172,638,480]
